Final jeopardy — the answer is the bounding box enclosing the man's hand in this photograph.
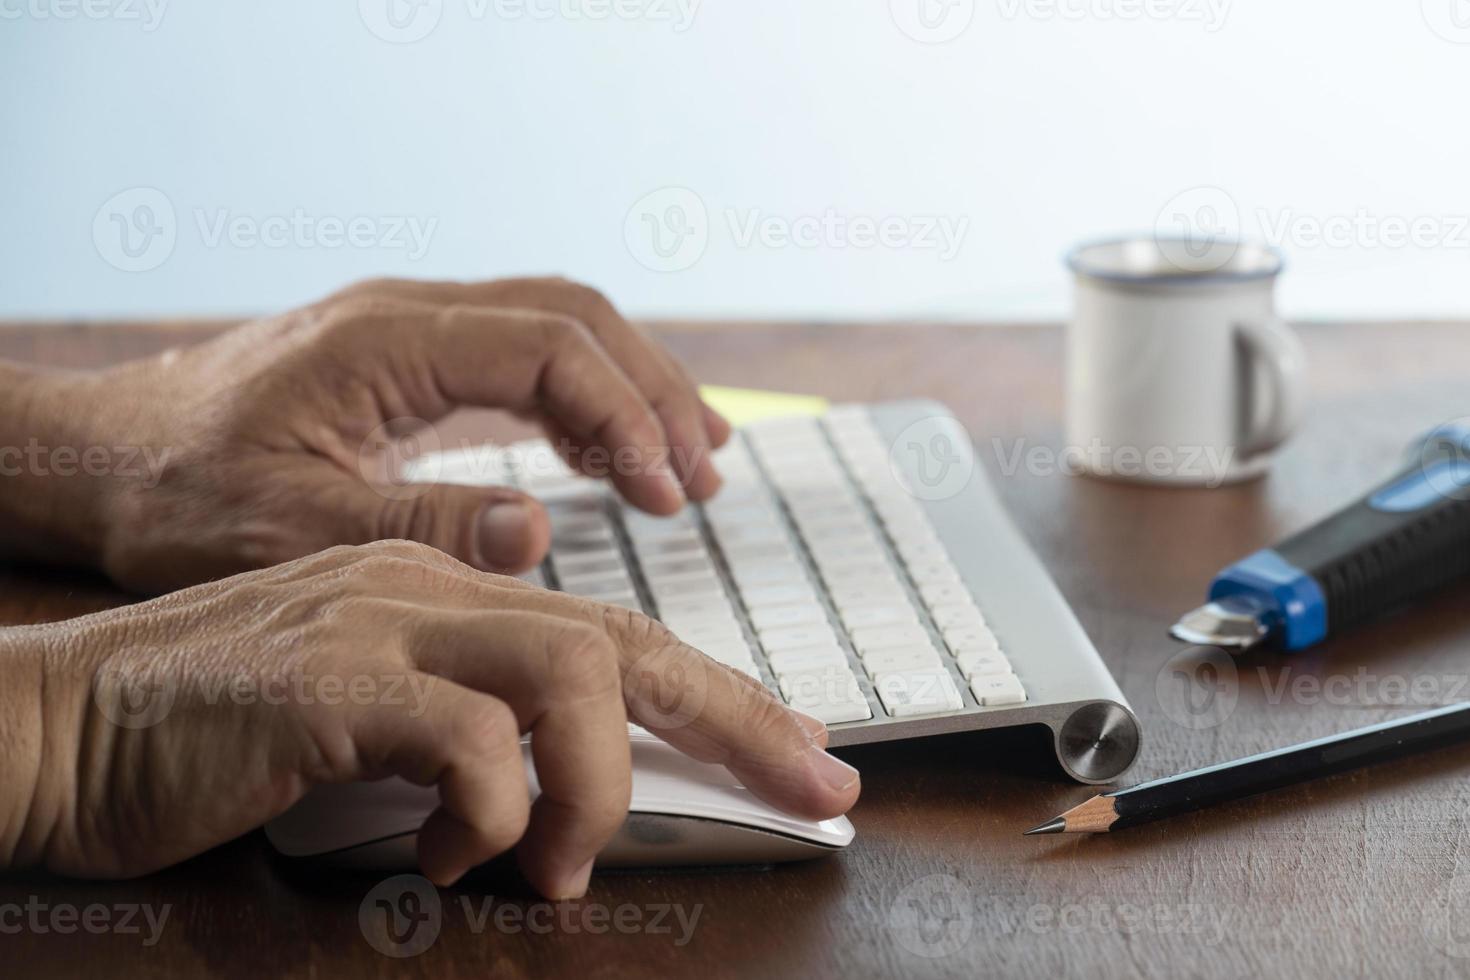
[0,542,859,897]
[1,277,730,593]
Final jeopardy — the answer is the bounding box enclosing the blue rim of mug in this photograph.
[1066,236,1285,286]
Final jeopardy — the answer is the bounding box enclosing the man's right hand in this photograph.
[0,541,859,898]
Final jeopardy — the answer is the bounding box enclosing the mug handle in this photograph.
[1235,317,1306,456]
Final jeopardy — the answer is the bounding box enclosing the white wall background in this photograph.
[3,0,1469,322]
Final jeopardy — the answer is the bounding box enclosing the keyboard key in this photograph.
[828,579,908,607]
[945,625,1000,652]
[647,575,725,601]
[930,603,985,629]
[708,521,786,546]
[665,619,744,644]
[956,649,1012,679]
[642,555,717,580]
[700,636,756,658]
[850,624,930,654]
[700,642,761,674]
[749,604,829,631]
[759,623,840,652]
[788,497,864,522]
[875,669,964,717]
[722,539,798,563]
[552,518,615,544]
[970,672,1027,706]
[559,571,635,595]
[919,582,973,608]
[862,646,944,677]
[700,644,760,674]
[551,554,626,578]
[820,560,900,583]
[658,596,736,621]
[780,667,873,724]
[725,661,764,680]
[767,644,849,674]
[907,562,964,587]
[632,535,706,558]
[808,537,886,563]
[739,583,819,608]
[840,603,920,632]
[729,560,808,588]
[625,514,697,540]
[645,567,722,589]
[895,538,949,565]
[800,518,874,542]
[550,536,620,557]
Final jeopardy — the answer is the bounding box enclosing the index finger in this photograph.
[619,626,861,820]
[332,299,687,514]
[483,588,861,820]
[340,277,730,498]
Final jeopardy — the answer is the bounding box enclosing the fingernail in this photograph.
[791,710,829,743]
[475,500,533,570]
[553,857,596,900]
[809,745,860,793]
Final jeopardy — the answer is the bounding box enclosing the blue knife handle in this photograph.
[1210,429,1470,650]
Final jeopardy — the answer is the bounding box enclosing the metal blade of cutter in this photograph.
[1169,596,1272,651]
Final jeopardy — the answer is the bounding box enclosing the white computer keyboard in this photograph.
[412,400,1140,784]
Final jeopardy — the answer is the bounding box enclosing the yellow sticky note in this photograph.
[698,385,830,427]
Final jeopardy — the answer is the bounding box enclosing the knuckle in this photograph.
[358,539,441,564]
[312,296,409,344]
[310,590,382,626]
[580,773,633,833]
[318,542,368,563]
[539,313,594,350]
[545,622,621,700]
[453,697,522,754]
[342,541,450,586]
[736,679,799,738]
[558,279,615,316]
[597,603,677,656]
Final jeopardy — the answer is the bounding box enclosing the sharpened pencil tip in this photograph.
[1023,817,1066,836]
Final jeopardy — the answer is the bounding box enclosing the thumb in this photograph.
[356,481,551,573]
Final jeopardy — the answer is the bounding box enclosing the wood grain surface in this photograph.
[4,318,1470,979]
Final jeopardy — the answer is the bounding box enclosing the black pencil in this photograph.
[1025,701,1470,835]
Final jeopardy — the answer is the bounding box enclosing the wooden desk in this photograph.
[5,319,1470,979]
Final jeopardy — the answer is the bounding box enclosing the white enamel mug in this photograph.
[1064,238,1305,487]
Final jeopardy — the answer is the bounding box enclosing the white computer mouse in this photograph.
[265,728,854,869]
